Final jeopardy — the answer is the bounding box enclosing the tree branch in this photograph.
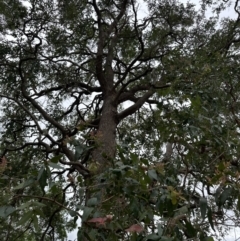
[18,61,67,134]
[118,89,154,121]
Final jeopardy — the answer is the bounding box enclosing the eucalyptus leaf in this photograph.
[87,197,98,207]
[13,178,36,190]
[48,162,64,169]
[220,187,232,205]
[199,197,208,219]
[145,233,160,240]
[17,211,33,226]
[50,155,63,163]
[207,208,215,231]
[0,206,15,218]
[82,207,94,221]
[147,169,158,181]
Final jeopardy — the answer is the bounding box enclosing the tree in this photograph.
[0,0,240,240]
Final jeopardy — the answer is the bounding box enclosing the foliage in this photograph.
[0,0,240,240]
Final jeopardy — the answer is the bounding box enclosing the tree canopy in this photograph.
[0,0,240,240]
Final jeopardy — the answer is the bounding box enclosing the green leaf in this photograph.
[204,237,214,241]
[237,195,240,211]
[77,228,84,241]
[0,174,10,180]
[82,207,94,221]
[75,144,85,160]
[18,202,33,210]
[74,216,78,224]
[176,205,188,215]
[214,186,222,205]
[161,237,174,241]
[78,187,85,204]
[141,158,149,166]
[184,220,197,238]
[130,153,138,163]
[220,187,232,205]
[18,201,45,210]
[199,231,207,241]
[147,169,158,181]
[48,162,64,169]
[145,233,160,240]
[37,166,44,180]
[68,210,78,217]
[77,175,83,184]
[118,151,125,161]
[31,201,46,208]
[13,178,36,190]
[207,208,215,231]
[50,155,62,163]
[33,208,45,218]
[157,223,163,236]
[38,167,48,192]
[199,197,208,219]
[87,197,98,207]
[83,231,93,241]
[17,211,33,226]
[217,162,225,172]
[32,215,39,231]
[0,205,15,218]
[120,164,133,171]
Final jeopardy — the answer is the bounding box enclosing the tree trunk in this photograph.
[92,94,118,171]
[81,94,118,240]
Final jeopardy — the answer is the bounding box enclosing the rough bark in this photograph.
[92,94,118,169]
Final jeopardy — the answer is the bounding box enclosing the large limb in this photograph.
[118,89,154,121]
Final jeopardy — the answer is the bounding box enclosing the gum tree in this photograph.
[0,0,240,240]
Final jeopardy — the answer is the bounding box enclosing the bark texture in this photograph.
[92,94,118,169]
